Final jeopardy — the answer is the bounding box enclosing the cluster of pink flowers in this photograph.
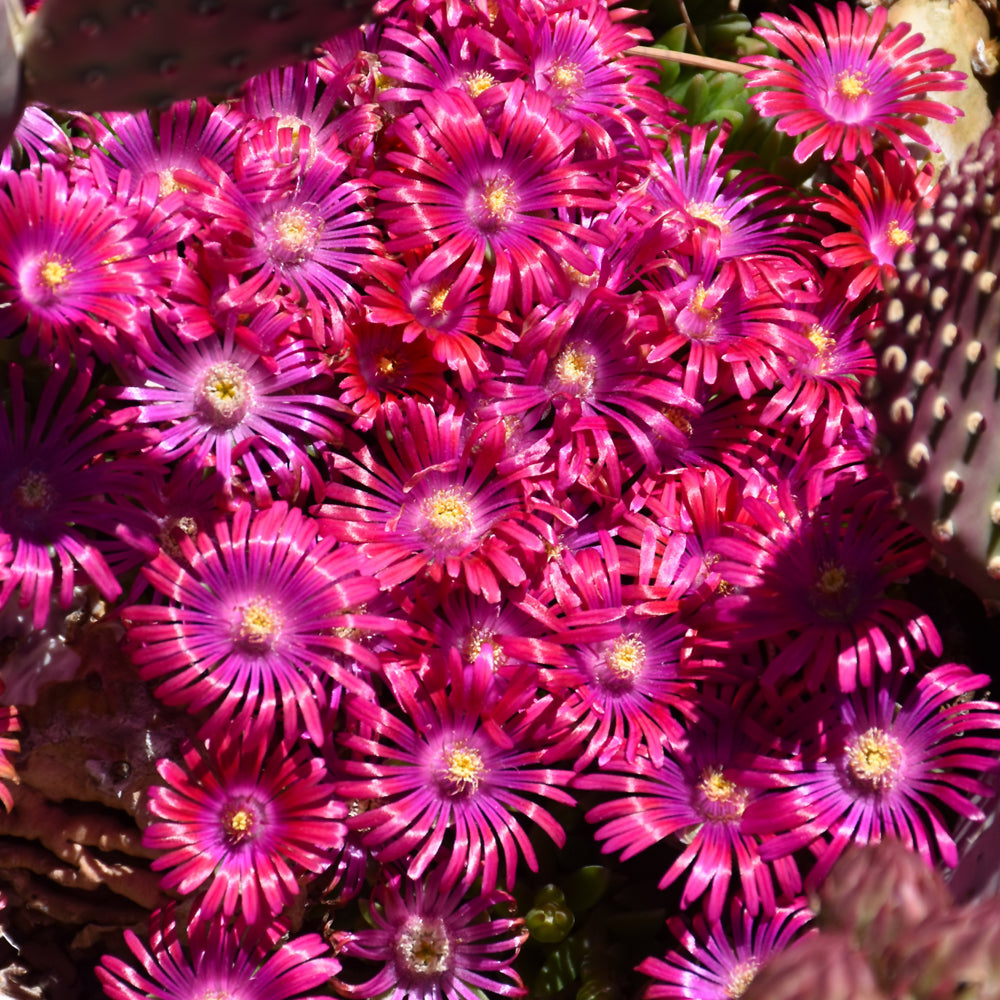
[0,0,994,997]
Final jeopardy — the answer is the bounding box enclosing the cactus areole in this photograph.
[1,0,372,131]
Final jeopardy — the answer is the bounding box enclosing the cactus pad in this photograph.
[16,0,372,112]
[870,120,1000,602]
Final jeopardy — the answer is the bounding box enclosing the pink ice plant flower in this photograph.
[0,363,157,630]
[704,473,941,691]
[576,700,802,922]
[0,164,185,361]
[318,398,545,603]
[750,663,1000,889]
[374,79,613,315]
[336,654,576,893]
[335,866,528,1000]
[125,502,384,743]
[640,898,813,1000]
[114,316,345,505]
[743,1,965,163]
[98,905,340,1000]
[144,733,346,930]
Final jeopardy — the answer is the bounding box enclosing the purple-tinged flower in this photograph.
[640,898,813,1000]
[332,316,451,430]
[97,905,340,1000]
[816,151,935,300]
[336,866,527,1000]
[484,292,689,494]
[144,733,345,929]
[363,254,514,390]
[548,534,697,769]
[377,18,510,113]
[649,126,813,290]
[374,80,612,315]
[646,251,813,401]
[125,502,383,743]
[752,663,1000,889]
[0,165,182,361]
[337,655,575,892]
[743,1,965,163]
[199,125,381,349]
[480,0,670,158]
[114,316,345,505]
[238,63,341,148]
[704,473,941,691]
[0,363,156,629]
[1,107,73,172]
[318,399,543,603]
[92,98,245,201]
[760,278,877,447]
[576,700,802,922]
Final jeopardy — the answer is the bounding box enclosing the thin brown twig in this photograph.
[628,44,752,76]
[675,0,706,55]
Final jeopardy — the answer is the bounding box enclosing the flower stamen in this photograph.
[846,727,903,791]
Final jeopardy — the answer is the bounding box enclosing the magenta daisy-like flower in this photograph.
[640,899,813,1000]
[705,473,941,691]
[742,1,965,164]
[374,79,612,315]
[92,98,245,201]
[577,702,802,922]
[125,502,383,743]
[200,127,381,348]
[0,165,181,360]
[97,905,340,1000]
[337,655,576,893]
[549,535,696,770]
[753,663,1000,889]
[144,734,345,929]
[114,317,345,505]
[319,398,542,603]
[0,363,156,629]
[336,866,527,1000]
[816,150,935,300]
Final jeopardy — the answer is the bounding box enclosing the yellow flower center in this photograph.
[463,628,506,669]
[688,283,720,322]
[687,201,730,231]
[847,727,903,791]
[553,345,597,396]
[375,351,400,377]
[886,220,911,248]
[37,253,73,291]
[422,488,474,534]
[662,405,694,437]
[725,960,760,998]
[807,324,836,356]
[236,599,281,651]
[604,634,646,680]
[395,916,452,977]
[815,562,848,595]
[427,284,450,315]
[482,175,515,223]
[198,361,253,428]
[549,58,584,91]
[463,69,495,97]
[836,70,870,99]
[271,207,322,262]
[222,801,257,844]
[698,766,748,821]
[441,742,485,795]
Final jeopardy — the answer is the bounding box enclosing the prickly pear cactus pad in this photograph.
[871,122,1000,601]
[19,0,372,111]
